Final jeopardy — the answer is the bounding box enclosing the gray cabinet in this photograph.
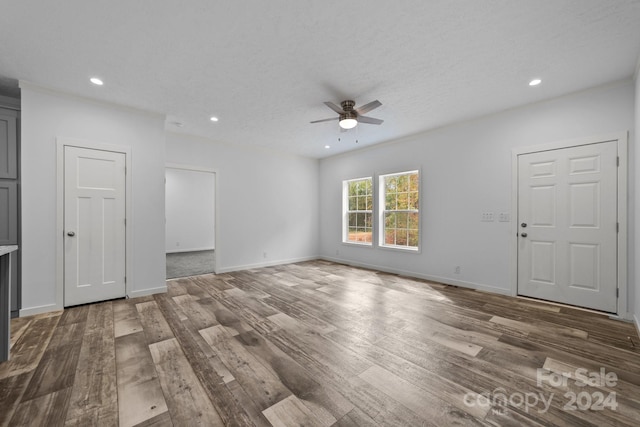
[0,181,17,245]
[0,106,19,316]
[0,112,18,179]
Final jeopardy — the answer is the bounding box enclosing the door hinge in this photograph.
[617,156,620,167]
[124,276,127,284]
[616,288,619,297]
[617,222,619,233]
[124,218,126,226]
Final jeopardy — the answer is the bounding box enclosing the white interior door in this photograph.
[517,141,618,312]
[64,146,126,306]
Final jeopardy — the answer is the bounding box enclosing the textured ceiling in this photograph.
[1,1,639,158]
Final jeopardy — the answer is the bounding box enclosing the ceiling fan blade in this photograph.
[357,115,383,125]
[354,100,381,115]
[324,102,345,114]
[310,117,339,124]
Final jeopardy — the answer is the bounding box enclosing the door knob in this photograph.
[67,231,76,237]
[521,223,527,228]
[521,232,527,237]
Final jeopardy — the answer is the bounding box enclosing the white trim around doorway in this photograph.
[165,163,218,275]
[510,132,629,319]
[55,137,133,310]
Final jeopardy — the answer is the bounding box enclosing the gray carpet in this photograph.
[166,250,215,279]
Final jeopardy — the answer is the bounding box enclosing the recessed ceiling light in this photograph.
[529,78,542,86]
[90,77,103,86]
[324,145,331,149]
[210,116,219,122]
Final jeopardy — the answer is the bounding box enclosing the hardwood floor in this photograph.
[1,260,639,426]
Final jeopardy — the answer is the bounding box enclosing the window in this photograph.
[379,170,419,250]
[343,177,373,244]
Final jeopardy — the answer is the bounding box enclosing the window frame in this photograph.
[378,170,421,252]
[342,176,374,246]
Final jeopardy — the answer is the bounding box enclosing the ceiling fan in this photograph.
[310,100,383,129]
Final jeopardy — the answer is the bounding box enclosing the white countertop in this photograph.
[0,246,18,257]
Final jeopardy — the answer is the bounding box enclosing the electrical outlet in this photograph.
[481,212,494,222]
[176,242,180,247]
[498,212,510,222]
[454,266,461,274]
[336,249,340,256]
[263,252,267,258]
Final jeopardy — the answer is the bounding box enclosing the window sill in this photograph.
[342,241,374,248]
[378,244,421,253]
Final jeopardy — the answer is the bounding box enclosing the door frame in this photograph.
[56,137,132,309]
[510,132,628,319]
[165,163,218,275]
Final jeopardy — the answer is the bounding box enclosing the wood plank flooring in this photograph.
[1,260,639,426]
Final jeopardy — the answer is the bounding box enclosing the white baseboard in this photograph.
[128,286,167,299]
[20,303,62,317]
[319,256,512,296]
[18,287,167,317]
[216,256,319,274]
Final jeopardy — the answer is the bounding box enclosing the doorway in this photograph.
[165,165,216,279]
[512,134,627,315]
[62,144,127,306]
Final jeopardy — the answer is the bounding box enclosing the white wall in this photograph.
[320,80,635,313]
[165,132,319,272]
[20,83,166,314]
[165,167,215,253]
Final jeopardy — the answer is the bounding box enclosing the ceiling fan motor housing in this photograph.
[340,100,356,112]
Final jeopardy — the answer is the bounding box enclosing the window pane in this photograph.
[410,173,419,191]
[348,213,357,227]
[349,181,358,197]
[397,175,408,192]
[365,179,372,194]
[366,194,373,210]
[397,212,408,229]
[357,196,367,210]
[385,212,396,228]
[385,176,397,192]
[385,229,395,245]
[409,191,419,210]
[397,192,408,209]
[349,196,357,210]
[396,230,408,245]
[385,193,396,210]
[408,212,419,230]
[408,230,419,247]
[364,213,372,228]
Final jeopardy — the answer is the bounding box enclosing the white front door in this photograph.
[64,146,126,306]
[517,141,618,312]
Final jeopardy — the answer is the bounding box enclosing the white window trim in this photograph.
[342,177,373,246]
[378,170,421,253]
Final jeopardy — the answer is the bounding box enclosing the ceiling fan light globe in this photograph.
[339,118,358,129]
